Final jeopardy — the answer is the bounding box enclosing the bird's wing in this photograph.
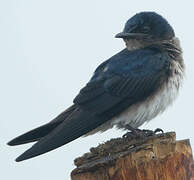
[74,48,169,116]
[8,105,76,145]
[12,48,170,162]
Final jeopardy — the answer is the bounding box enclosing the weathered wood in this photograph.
[71,132,194,180]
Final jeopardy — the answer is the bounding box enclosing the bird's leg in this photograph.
[122,125,163,139]
[122,125,144,138]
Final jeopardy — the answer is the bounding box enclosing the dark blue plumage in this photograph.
[8,12,184,162]
[124,12,174,40]
[74,47,169,115]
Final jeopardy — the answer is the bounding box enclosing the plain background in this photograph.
[1,0,194,179]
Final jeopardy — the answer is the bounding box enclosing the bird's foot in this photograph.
[122,125,163,139]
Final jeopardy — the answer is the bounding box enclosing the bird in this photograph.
[8,12,185,162]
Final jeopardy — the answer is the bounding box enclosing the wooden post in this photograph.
[71,132,194,180]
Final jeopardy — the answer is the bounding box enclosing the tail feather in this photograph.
[15,108,107,162]
[8,105,76,146]
[7,121,62,146]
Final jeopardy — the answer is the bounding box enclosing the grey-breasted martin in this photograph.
[8,12,185,162]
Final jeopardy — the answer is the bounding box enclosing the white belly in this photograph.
[111,60,184,129]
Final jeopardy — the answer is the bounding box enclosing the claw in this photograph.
[154,128,164,134]
[122,125,164,139]
[122,131,137,138]
[142,129,155,136]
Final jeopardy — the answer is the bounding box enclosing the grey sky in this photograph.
[1,0,194,179]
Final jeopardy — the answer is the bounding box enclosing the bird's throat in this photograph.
[124,39,151,51]
[124,37,182,56]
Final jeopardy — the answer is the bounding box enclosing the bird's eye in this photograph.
[142,26,150,33]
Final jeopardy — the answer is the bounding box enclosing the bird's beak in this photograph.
[115,32,147,39]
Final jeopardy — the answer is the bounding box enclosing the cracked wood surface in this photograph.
[71,132,194,180]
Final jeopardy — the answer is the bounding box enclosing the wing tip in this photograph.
[15,156,23,162]
[7,139,18,146]
[15,154,30,162]
[15,149,38,162]
[7,137,35,146]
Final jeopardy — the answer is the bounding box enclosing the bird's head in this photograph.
[115,12,175,50]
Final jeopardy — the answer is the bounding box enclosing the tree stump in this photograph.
[71,132,194,180]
